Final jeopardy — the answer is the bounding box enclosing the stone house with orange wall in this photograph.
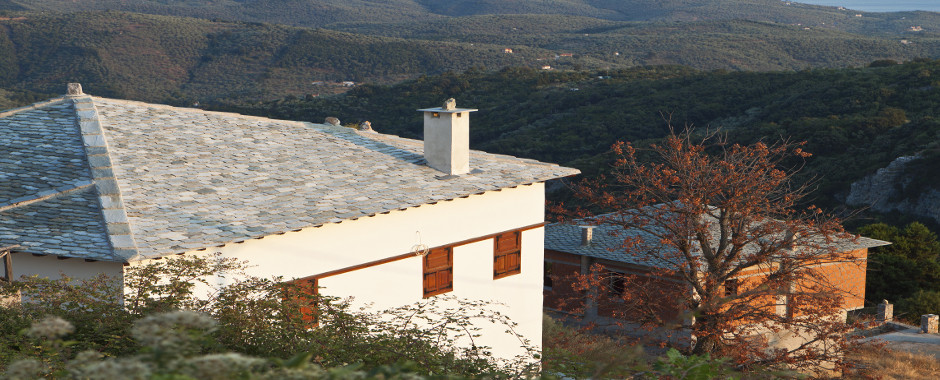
[543,216,890,345]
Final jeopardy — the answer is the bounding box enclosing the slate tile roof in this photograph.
[1,94,580,262]
[0,186,115,261]
[545,213,891,269]
[0,100,88,203]
[545,222,673,267]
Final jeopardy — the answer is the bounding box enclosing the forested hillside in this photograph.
[5,10,940,102]
[335,16,940,71]
[4,0,940,34]
[0,12,541,102]
[223,60,940,221]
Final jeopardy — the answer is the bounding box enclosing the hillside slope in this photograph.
[5,11,940,103]
[3,0,938,29]
[3,0,940,35]
[0,12,539,102]
[334,16,940,71]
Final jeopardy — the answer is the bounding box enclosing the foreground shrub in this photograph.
[4,312,441,379]
[541,315,757,379]
[0,253,527,377]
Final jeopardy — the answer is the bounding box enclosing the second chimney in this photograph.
[581,226,594,246]
[418,99,477,176]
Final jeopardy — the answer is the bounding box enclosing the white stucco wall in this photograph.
[171,182,547,363]
[10,252,123,281]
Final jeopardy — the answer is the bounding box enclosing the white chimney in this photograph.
[418,98,477,176]
[581,226,594,246]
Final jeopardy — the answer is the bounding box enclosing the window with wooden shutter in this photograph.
[297,278,318,325]
[423,247,453,297]
[283,277,319,326]
[494,231,521,279]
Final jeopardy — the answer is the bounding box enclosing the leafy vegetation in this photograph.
[0,253,762,379]
[0,88,52,110]
[541,315,748,379]
[4,0,940,34]
[0,11,541,103]
[0,254,528,377]
[858,222,940,320]
[896,290,940,321]
[4,2,940,104]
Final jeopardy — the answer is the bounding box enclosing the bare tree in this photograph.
[561,128,875,371]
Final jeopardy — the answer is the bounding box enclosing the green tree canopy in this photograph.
[859,222,940,307]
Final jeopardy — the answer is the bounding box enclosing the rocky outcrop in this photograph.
[847,155,940,223]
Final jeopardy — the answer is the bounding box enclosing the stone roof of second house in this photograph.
[545,214,891,269]
[0,93,580,262]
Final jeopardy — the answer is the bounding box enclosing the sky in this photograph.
[795,1,940,13]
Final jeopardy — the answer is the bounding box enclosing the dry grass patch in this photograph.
[845,344,940,379]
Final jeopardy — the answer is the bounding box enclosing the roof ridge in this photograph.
[91,96,310,126]
[0,97,69,118]
[73,96,141,262]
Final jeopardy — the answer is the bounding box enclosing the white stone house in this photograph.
[0,84,580,361]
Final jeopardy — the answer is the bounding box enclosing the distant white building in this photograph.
[0,84,579,362]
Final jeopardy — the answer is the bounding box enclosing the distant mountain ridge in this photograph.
[2,0,939,31]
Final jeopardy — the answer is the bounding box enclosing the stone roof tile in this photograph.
[1,95,580,262]
[546,213,891,269]
[0,186,116,261]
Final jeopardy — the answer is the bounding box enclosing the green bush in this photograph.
[2,312,448,379]
[0,253,527,378]
[897,290,940,320]
[652,349,738,380]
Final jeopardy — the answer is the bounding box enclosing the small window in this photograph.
[494,231,521,279]
[424,247,453,297]
[607,271,624,297]
[724,279,739,297]
[544,262,553,289]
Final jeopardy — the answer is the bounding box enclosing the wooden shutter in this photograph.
[299,278,318,324]
[494,231,521,279]
[284,278,318,327]
[423,247,453,297]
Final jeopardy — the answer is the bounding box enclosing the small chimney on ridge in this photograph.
[67,83,84,96]
[418,98,477,176]
[581,226,594,247]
